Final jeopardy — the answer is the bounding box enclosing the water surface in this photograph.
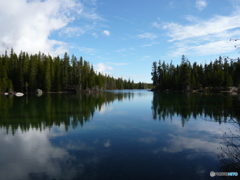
[0,90,239,180]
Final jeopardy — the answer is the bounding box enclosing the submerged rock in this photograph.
[34,89,43,96]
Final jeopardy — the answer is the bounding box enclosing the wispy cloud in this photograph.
[161,14,240,42]
[153,9,240,56]
[60,26,91,37]
[92,32,98,38]
[137,33,158,40]
[162,134,219,153]
[107,62,130,65]
[89,0,98,6]
[139,137,157,143]
[122,75,149,79]
[169,40,237,57]
[195,0,207,11]
[82,12,103,20]
[102,30,111,36]
[114,16,129,22]
[69,45,98,55]
[77,47,98,55]
[141,55,151,61]
[115,47,135,53]
[152,21,161,29]
[104,140,111,147]
[115,48,126,53]
[141,42,159,47]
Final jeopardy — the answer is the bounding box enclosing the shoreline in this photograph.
[0,91,101,95]
[150,86,240,95]
[2,87,239,95]
[0,89,151,96]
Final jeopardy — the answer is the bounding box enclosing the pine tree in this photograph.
[62,52,69,89]
[53,56,61,92]
[0,59,8,92]
[151,61,158,88]
[28,54,37,91]
[180,55,191,90]
[43,55,51,92]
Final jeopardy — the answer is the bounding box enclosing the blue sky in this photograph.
[1,0,240,83]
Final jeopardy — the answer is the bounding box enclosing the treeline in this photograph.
[0,49,149,93]
[151,55,240,91]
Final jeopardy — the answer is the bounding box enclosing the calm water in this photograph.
[0,90,239,180]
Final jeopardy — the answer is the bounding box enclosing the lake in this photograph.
[0,90,239,180]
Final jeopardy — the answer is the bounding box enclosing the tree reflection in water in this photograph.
[0,92,134,134]
[151,92,240,126]
[151,92,240,178]
[218,118,240,179]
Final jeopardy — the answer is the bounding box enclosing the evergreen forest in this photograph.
[0,49,149,93]
[151,55,240,91]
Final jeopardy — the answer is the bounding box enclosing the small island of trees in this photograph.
[0,49,150,93]
[151,55,240,92]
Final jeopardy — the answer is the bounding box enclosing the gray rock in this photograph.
[15,92,24,97]
[34,89,43,96]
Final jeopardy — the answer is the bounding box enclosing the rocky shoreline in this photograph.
[0,88,104,96]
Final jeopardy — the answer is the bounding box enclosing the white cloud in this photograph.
[94,62,113,74]
[60,27,86,37]
[102,30,111,36]
[91,0,98,6]
[0,127,71,180]
[114,16,128,22]
[194,41,234,55]
[115,47,135,53]
[104,140,111,147]
[162,134,220,153]
[107,62,130,65]
[162,14,240,41]
[139,137,157,143]
[141,55,151,61]
[152,22,161,29]
[0,0,101,56]
[153,10,240,56]
[97,104,113,114]
[195,0,207,11]
[77,46,98,55]
[141,42,159,47]
[115,48,126,53]
[169,40,237,57]
[92,32,98,38]
[137,33,158,40]
[60,23,97,38]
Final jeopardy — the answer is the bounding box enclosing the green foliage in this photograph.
[151,55,240,91]
[151,61,158,87]
[0,49,146,93]
[180,55,191,90]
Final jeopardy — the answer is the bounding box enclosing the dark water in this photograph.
[0,90,239,180]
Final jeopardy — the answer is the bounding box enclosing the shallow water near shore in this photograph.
[0,90,239,180]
